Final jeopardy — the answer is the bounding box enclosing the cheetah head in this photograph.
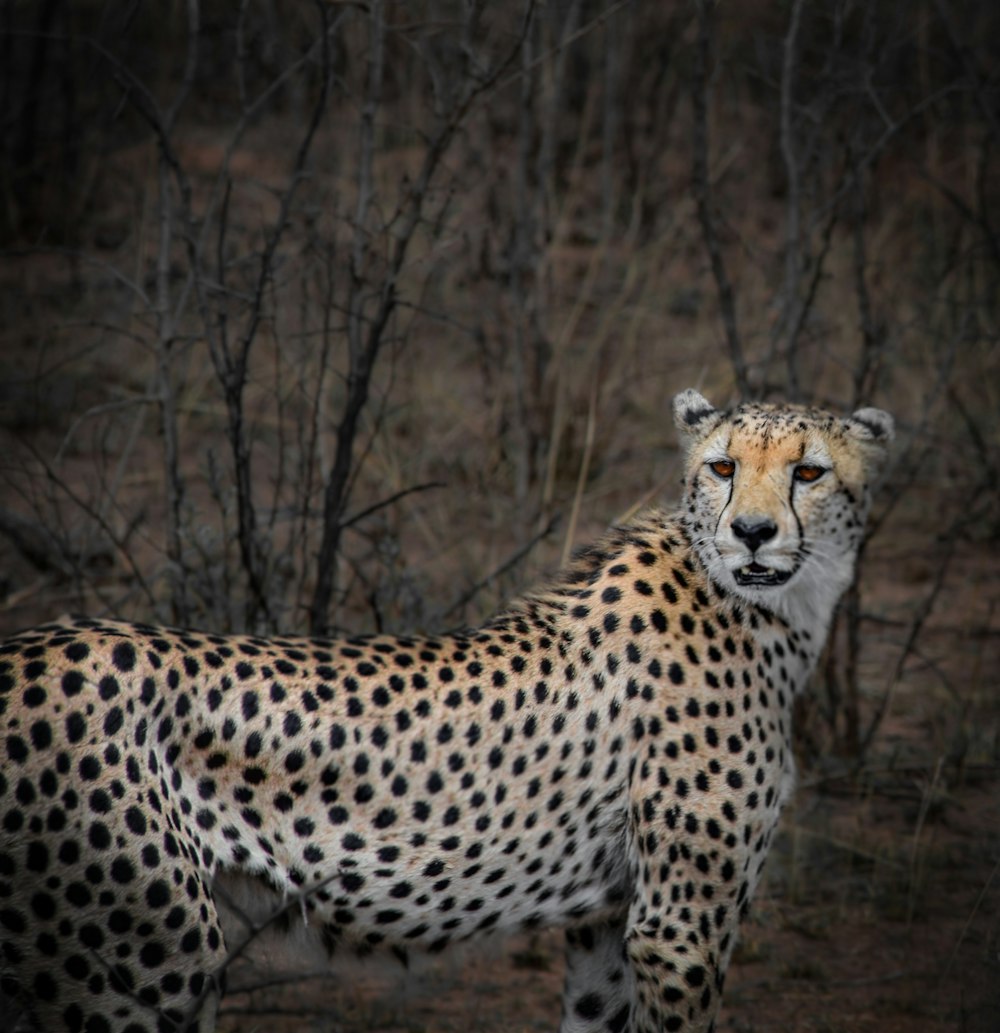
[673,389,893,630]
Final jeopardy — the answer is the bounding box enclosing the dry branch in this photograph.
[307,1,537,633]
[691,0,749,398]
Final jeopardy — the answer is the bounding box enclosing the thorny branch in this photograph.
[436,512,560,625]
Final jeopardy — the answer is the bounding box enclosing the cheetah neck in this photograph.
[518,508,826,691]
[679,513,854,647]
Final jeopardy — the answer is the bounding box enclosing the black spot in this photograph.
[685,964,705,987]
[65,713,87,744]
[65,882,92,908]
[139,941,165,968]
[65,641,90,662]
[145,880,169,904]
[103,707,124,736]
[245,732,263,759]
[26,841,49,872]
[110,856,136,884]
[21,685,44,710]
[30,720,52,750]
[61,671,84,698]
[575,992,604,1020]
[33,970,58,1000]
[88,789,112,814]
[374,808,397,829]
[88,823,111,850]
[30,892,56,920]
[112,642,137,673]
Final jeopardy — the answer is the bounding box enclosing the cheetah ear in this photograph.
[847,407,894,446]
[673,389,719,440]
[846,406,894,476]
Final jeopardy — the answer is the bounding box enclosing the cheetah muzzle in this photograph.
[0,389,893,1033]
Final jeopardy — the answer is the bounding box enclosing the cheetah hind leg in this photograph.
[174,980,221,1033]
[560,921,634,1033]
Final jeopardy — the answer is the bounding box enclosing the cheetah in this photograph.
[0,390,893,1033]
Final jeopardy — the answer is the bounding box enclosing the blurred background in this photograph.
[0,2,997,1030]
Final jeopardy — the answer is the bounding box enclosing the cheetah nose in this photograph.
[731,516,777,553]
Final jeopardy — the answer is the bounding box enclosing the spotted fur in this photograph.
[0,391,892,1033]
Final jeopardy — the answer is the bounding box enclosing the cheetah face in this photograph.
[673,389,893,628]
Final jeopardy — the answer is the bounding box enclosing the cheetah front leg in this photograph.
[621,851,746,1033]
[560,920,635,1033]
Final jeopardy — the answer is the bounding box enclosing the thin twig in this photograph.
[858,495,979,757]
[181,872,342,1031]
[777,0,804,397]
[939,855,1000,992]
[437,513,560,625]
[691,0,748,397]
[561,379,598,566]
[214,0,333,631]
[342,482,445,532]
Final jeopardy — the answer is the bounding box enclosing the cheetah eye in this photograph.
[794,464,826,483]
[709,459,736,479]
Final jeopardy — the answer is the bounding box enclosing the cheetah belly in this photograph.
[210,789,632,956]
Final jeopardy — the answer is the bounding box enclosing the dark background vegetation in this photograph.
[0,1,998,1030]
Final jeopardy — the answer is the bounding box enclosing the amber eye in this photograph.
[709,459,736,479]
[794,464,826,483]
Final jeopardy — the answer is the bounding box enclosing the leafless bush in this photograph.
[0,2,996,746]
[2,1,542,636]
[689,0,998,752]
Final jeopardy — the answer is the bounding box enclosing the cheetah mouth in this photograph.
[733,563,792,587]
